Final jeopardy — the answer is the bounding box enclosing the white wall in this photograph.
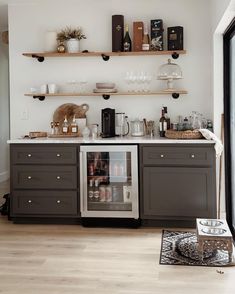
[9,0,213,138]
[0,31,9,182]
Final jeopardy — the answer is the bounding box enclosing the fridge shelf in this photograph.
[88,202,132,211]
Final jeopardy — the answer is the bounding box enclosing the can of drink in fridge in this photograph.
[105,186,112,202]
[99,185,106,202]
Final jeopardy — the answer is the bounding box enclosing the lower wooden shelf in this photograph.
[25,90,188,101]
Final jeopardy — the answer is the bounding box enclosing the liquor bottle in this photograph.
[159,108,167,137]
[88,179,94,202]
[123,24,132,52]
[93,179,100,202]
[142,23,150,51]
[71,115,78,134]
[62,116,69,134]
[163,107,170,129]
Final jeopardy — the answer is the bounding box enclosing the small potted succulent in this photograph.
[57,27,86,53]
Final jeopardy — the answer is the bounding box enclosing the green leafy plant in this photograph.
[57,27,86,42]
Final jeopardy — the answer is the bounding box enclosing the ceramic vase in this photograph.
[66,39,80,53]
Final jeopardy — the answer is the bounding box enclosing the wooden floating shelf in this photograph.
[25,90,188,97]
[23,50,186,62]
[25,90,188,101]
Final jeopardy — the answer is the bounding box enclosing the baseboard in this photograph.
[0,171,9,183]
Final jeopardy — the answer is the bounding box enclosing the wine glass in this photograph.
[125,72,131,92]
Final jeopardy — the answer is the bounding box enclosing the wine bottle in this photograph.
[123,24,132,52]
[93,179,100,202]
[163,106,170,129]
[88,179,94,202]
[142,23,150,51]
[159,108,167,137]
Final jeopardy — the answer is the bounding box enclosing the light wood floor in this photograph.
[0,181,234,294]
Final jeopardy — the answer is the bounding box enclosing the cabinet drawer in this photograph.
[13,166,77,189]
[12,191,78,215]
[142,146,214,166]
[11,146,77,164]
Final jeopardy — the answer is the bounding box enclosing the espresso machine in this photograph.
[101,108,116,138]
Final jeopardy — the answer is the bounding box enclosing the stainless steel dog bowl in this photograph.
[199,219,223,227]
[201,227,226,235]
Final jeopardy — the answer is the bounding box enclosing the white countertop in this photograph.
[7,136,215,144]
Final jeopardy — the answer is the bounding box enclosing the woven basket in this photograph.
[165,129,203,139]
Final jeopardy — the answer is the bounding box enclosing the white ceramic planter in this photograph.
[66,39,80,53]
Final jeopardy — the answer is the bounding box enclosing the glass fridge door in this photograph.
[80,145,138,218]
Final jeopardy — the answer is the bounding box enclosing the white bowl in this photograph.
[96,82,115,89]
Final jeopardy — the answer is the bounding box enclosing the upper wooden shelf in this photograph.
[23,50,186,62]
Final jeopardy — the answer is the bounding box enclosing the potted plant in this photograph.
[57,27,86,53]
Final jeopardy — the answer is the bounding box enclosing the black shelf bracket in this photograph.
[101,54,110,61]
[172,93,180,99]
[102,94,110,100]
[32,54,45,62]
[171,52,179,59]
[33,95,45,101]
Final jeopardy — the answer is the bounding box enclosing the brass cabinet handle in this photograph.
[56,200,61,204]
[27,154,32,157]
[56,176,61,180]
[27,176,32,180]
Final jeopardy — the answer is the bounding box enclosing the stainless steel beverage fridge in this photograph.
[80,145,139,218]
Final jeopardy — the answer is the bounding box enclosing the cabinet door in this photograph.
[142,167,216,220]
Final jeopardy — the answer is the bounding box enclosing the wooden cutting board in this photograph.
[53,103,89,133]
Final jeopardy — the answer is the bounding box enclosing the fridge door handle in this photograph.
[79,151,84,215]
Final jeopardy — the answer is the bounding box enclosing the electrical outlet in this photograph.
[21,109,28,120]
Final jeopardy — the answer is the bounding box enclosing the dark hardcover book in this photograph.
[112,15,124,52]
[150,19,164,51]
[133,21,144,51]
[167,26,184,50]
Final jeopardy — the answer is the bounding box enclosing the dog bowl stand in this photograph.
[196,218,233,263]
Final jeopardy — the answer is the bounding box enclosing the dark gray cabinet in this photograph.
[140,144,216,226]
[10,144,80,222]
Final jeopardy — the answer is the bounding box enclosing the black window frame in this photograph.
[223,18,235,237]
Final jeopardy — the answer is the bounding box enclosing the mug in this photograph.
[40,84,48,94]
[48,83,58,94]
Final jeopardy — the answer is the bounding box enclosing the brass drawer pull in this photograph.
[28,200,32,203]
[160,154,164,158]
[191,154,195,158]
[27,154,32,157]
[56,176,61,180]
[27,176,32,180]
[56,200,61,204]
[56,153,61,157]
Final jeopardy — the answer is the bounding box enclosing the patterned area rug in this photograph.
[160,230,233,267]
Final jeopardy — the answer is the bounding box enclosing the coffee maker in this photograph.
[101,108,115,138]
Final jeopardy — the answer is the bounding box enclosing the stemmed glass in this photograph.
[145,73,152,92]
[125,72,132,92]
